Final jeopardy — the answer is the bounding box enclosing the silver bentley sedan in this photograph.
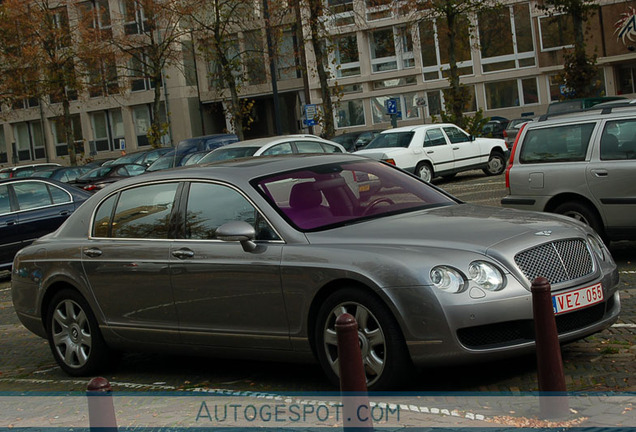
[11,153,620,390]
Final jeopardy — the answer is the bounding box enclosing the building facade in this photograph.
[1,0,635,167]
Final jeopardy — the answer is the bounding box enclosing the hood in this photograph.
[306,204,590,254]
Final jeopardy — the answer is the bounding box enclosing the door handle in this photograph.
[83,248,103,258]
[59,210,71,216]
[452,147,460,150]
[426,150,434,154]
[591,169,608,177]
[5,219,16,226]
[172,249,194,259]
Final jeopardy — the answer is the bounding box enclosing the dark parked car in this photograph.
[12,154,619,390]
[73,163,146,192]
[109,148,172,168]
[0,178,91,270]
[146,134,239,173]
[0,163,62,179]
[332,130,382,152]
[480,118,509,139]
[30,166,93,183]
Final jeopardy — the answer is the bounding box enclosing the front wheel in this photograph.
[46,289,111,376]
[315,287,412,390]
[483,152,506,176]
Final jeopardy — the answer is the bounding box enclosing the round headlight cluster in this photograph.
[468,261,505,291]
[430,266,466,293]
[430,261,505,293]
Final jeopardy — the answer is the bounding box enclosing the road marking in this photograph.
[0,288,10,292]
[612,323,636,328]
[620,271,636,274]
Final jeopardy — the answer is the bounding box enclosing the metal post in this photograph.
[335,313,373,431]
[87,377,118,431]
[531,276,569,419]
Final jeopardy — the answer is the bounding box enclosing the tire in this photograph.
[553,201,607,242]
[415,162,433,182]
[46,289,111,376]
[483,152,506,176]
[314,287,412,391]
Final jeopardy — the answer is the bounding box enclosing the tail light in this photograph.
[505,123,527,189]
[383,159,396,165]
[83,184,97,191]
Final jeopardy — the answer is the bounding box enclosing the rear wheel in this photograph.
[46,289,111,376]
[315,287,412,390]
[415,162,433,182]
[483,152,506,176]
[553,201,607,242]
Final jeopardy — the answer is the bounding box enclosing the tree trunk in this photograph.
[308,0,334,138]
[62,97,77,166]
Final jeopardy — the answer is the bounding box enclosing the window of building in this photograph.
[419,18,472,81]
[421,86,477,118]
[52,115,84,157]
[244,30,266,85]
[277,28,301,80]
[87,56,119,97]
[182,40,198,87]
[485,77,539,109]
[49,61,79,104]
[78,0,112,39]
[0,126,6,163]
[328,0,354,26]
[121,0,149,35]
[547,69,606,101]
[372,76,417,90]
[330,34,360,78]
[371,92,419,124]
[538,13,574,51]
[130,49,156,92]
[341,84,363,93]
[13,121,46,161]
[132,103,169,147]
[365,0,392,21]
[51,6,71,48]
[90,109,124,153]
[206,36,240,89]
[336,99,365,128]
[617,63,636,95]
[369,26,414,73]
[478,3,535,73]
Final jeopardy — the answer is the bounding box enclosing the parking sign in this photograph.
[386,99,398,115]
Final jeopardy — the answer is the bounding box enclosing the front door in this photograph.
[170,181,288,349]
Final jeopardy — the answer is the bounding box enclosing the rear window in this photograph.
[364,132,414,149]
[519,123,595,163]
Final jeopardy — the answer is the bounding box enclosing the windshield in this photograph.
[364,132,414,149]
[78,166,113,180]
[147,153,178,172]
[199,147,260,163]
[254,159,456,230]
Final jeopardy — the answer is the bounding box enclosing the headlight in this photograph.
[430,266,466,293]
[587,235,605,261]
[468,261,505,291]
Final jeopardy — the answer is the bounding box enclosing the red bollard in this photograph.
[336,313,373,431]
[87,377,118,431]
[531,276,569,419]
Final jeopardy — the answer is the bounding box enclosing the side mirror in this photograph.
[216,221,257,252]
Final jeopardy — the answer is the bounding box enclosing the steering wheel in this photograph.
[361,197,395,216]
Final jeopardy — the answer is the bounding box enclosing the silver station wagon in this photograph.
[12,154,620,389]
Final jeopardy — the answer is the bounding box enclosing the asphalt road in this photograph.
[0,170,634,394]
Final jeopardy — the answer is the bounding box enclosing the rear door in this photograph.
[81,182,181,343]
[422,127,454,173]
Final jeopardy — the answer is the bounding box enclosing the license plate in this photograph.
[552,283,603,315]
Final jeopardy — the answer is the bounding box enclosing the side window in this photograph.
[13,182,53,210]
[111,183,179,239]
[48,184,71,204]
[127,165,147,176]
[185,182,278,241]
[601,119,636,160]
[295,141,325,153]
[92,194,117,237]
[442,126,470,144]
[424,129,446,147]
[322,143,343,153]
[261,143,293,156]
[0,185,11,214]
[520,123,595,163]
